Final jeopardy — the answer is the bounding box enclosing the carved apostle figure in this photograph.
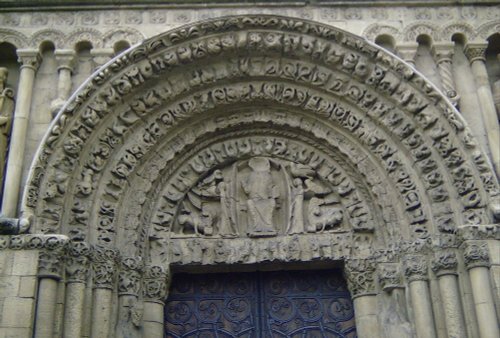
[0,68,14,187]
[242,157,279,237]
[287,178,305,234]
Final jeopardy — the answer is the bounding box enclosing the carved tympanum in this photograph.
[174,156,345,238]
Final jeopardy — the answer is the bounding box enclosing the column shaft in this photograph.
[470,58,500,176]
[143,301,164,338]
[63,282,86,338]
[353,295,380,338]
[1,51,40,216]
[437,274,467,338]
[470,267,499,338]
[409,280,437,338]
[91,288,113,338]
[34,278,58,338]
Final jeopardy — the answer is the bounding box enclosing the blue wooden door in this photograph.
[165,269,357,338]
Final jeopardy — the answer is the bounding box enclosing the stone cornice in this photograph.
[2,0,497,12]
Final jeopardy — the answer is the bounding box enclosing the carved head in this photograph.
[248,157,270,172]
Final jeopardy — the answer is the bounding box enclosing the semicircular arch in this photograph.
[23,15,499,266]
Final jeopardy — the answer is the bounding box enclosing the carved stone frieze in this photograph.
[91,245,119,289]
[345,258,377,297]
[431,250,459,276]
[403,255,429,282]
[143,265,170,303]
[458,224,499,241]
[165,232,352,266]
[463,242,490,269]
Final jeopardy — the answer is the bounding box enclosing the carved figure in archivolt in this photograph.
[173,154,346,239]
[0,68,14,186]
[242,157,279,237]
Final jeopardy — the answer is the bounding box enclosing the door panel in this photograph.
[165,270,356,338]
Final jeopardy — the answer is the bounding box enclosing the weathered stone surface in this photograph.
[0,3,498,337]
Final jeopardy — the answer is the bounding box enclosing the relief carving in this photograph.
[463,242,490,269]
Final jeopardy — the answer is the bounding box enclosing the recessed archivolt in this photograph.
[440,22,475,43]
[23,15,499,260]
[0,28,28,48]
[65,27,103,49]
[476,20,500,40]
[362,24,401,42]
[29,29,66,49]
[102,27,145,49]
[403,22,440,42]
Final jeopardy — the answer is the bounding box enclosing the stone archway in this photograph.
[22,15,499,338]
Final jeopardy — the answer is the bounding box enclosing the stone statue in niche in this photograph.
[0,68,14,187]
[241,157,280,237]
[173,149,345,238]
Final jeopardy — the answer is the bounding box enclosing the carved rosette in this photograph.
[37,236,67,279]
[66,241,91,283]
[431,250,458,277]
[404,255,428,282]
[118,256,143,296]
[345,258,377,298]
[91,245,119,289]
[463,242,490,269]
[464,45,487,63]
[143,265,170,303]
[378,264,401,291]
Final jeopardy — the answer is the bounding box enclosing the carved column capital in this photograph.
[465,43,487,63]
[16,49,42,71]
[432,250,458,276]
[118,256,143,296]
[54,49,76,73]
[458,224,499,241]
[91,245,119,289]
[463,242,490,269]
[403,255,429,282]
[65,241,91,283]
[90,48,114,69]
[38,236,68,279]
[143,265,170,303]
[378,264,401,291]
[345,258,377,298]
[434,43,455,63]
[396,43,418,66]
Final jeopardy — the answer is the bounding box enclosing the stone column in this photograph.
[90,48,115,71]
[91,246,119,338]
[463,242,499,338]
[1,49,41,217]
[34,237,66,338]
[404,255,437,338]
[63,241,90,338]
[50,50,76,118]
[465,43,500,177]
[116,256,143,338]
[434,43,460,106]
[345,259,380,338]
[397,43,418,67]
[431,250,467,338]
[143,266,170,338]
